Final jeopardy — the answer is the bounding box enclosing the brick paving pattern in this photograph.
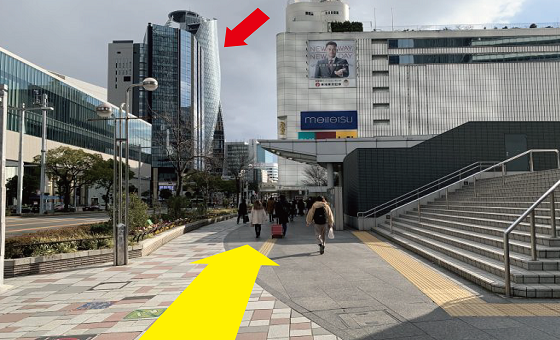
[0,219,340,340]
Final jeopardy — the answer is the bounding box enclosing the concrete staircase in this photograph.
[373,168,560,298]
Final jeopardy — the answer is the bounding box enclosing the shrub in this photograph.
[167,196,190,221]
[331,21,363,32]
[110,193,150,233]
[5,222,113,259]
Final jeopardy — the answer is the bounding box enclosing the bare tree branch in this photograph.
[302,164,327,186]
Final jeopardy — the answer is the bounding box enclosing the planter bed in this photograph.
[4,214,235,278]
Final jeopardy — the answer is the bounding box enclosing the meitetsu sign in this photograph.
[301,111,358,130]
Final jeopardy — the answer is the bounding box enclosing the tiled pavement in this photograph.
[0,219,340,340]
[226,216,560,340]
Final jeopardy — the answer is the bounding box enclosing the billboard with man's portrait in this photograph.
[308,40,356,88]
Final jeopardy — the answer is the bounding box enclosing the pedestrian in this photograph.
[250,200,267,238]
[306,197,313,214]
[266,197,275,222]
[290,199,297,222]
[237,199,248,224]
[297,199,305,216]
[306,196,334,255]
[275,195,291,237]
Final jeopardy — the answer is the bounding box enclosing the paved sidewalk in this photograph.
[225,216,560,340]
[0,218,339,340]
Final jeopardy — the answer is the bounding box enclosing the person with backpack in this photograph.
[306,196,334,254]
[250,200,267,238]
[275,195,291,237]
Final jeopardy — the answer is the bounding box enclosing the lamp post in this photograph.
[124,79,158,264]
[8,103,54,214]
[38,95,55,214]
[0,85,8,288]
[95,77,157,266]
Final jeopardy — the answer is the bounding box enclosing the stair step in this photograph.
[410,210,560,240]
[419,207,560,230]
[378,222,560,284]
[372,226,560,298]
[399,212,560,247]
[429,204,559,217]
[432,200,560,209]
[393,216,560,267]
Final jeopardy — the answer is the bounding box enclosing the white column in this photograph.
[39,94,48,214]
[17,104,25,215]
[327,163,334,189]
[0,85,8,288]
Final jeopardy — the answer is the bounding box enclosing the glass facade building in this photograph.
[0,47,151,163]
[169,10,222,157]
[145,23,204,180]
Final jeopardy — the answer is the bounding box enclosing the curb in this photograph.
[4,214,236,278]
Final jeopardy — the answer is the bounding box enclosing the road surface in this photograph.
[6,211,110,238]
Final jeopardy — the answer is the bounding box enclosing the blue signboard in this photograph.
[301,111,358,130]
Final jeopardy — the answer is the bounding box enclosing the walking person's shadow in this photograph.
[270,252,319,261]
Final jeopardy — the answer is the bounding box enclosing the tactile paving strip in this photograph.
[353,231,560,317]
[258,238,277,257]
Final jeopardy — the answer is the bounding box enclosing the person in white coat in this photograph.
[250,200,268,238]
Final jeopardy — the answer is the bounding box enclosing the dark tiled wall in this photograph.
[344,122,560,217]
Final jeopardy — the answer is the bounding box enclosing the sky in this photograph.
[1,0,559,142]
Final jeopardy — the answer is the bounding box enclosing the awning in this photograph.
[258,136,435,164]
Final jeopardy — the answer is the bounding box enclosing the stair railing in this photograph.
[386,149,559,233]
[504,179,560,297]
[357,161,497,220]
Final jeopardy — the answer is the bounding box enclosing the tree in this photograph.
[151,109,215,197]
[6,168,41,207]
[34,147,100,211]
[303,164,327,186]
[84,158,135,211]
[159,189,173,200]
[226,151,251,205]
[331,21,363,32]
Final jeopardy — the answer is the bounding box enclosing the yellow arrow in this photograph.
[141,245,279,339]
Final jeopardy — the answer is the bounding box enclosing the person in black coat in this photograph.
[237,200,248,224]
[297,199,305,216]
[275,195,290,236]
[290,199,297,222]
[306,197,314,214]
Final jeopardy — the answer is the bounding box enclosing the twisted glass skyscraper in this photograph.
[168,10,222,156]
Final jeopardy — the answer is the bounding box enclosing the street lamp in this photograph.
[124,78,158,264]
[8,103,54,215]
[95,77,157,266]
[0,85,8,289]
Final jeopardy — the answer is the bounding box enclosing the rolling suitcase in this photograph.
[271,224,283,238]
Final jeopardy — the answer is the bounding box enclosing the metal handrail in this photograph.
[357,161,497,218]
[380,149,559,296]
[504,179,560,296]
[391,149,560,213]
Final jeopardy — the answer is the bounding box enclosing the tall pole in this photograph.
[39,94,48,214]
[138,144,142,196]
[118,113,123,225]
[113,107,118,266]
[17,103,25,215]
[124,88,131,265]
[0,85,8,288]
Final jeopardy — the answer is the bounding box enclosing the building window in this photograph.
[305,11,314,16]
[124,76,131,82]
[373,119,390,125]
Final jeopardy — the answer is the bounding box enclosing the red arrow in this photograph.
[225,8,270,47]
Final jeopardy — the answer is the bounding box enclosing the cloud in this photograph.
[0,0,527,143]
